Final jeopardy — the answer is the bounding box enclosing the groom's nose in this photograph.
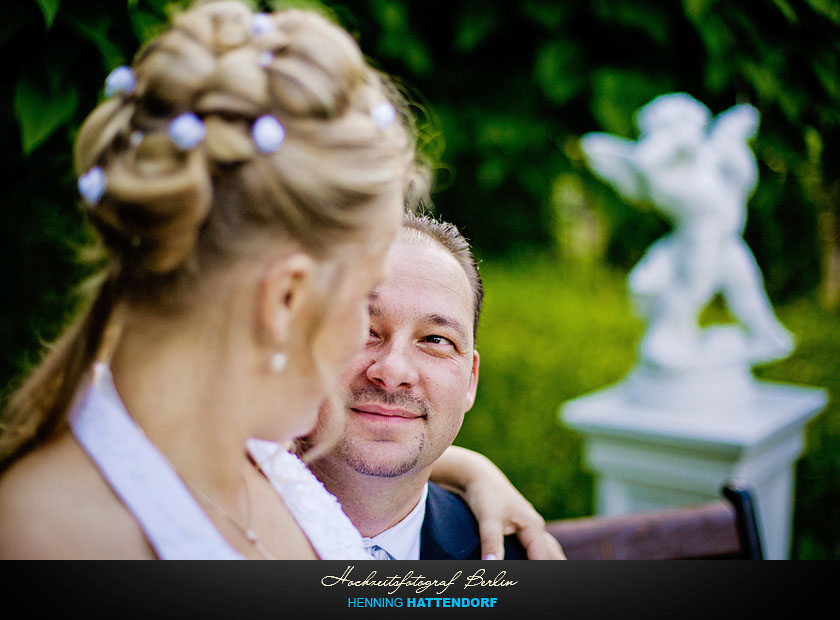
[365,336,419,393]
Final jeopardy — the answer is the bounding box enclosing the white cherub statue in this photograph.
[581,93,794,373]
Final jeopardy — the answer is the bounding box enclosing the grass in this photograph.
[454,253,838,559]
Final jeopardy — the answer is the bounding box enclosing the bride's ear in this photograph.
[257,252,317,346]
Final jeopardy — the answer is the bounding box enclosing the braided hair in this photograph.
[1,1,429,469]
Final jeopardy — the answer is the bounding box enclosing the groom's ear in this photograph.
[257,252,316,345]
[464,350,480,413]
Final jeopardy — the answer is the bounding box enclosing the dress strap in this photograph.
[69,363,243,560]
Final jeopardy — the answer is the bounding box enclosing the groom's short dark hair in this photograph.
[400,211,483,341]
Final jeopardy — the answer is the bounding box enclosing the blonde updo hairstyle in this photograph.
[0,0,429,468]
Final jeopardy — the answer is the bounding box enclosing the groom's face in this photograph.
[324,235,479,478]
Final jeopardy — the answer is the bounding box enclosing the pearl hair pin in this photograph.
[78,166,106,206]
[252,115,286,153]
[252,13,275,36]
[169,112,206,150]
[371,102,397,129]
[104,66,135,97]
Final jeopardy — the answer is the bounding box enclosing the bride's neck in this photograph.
[109,305,251,500]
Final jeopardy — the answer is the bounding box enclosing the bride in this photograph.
[0,1,560,560]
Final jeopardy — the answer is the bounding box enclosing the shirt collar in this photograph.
[362,483,428,560]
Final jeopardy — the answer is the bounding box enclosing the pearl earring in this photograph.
[270,352,287,373]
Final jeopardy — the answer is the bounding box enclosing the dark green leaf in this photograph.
[805,0,840,24]
[454,2,499,52]
[378,31,431,76]
[692,12,735,59]
[14,76,79,154]
[368,0,431,76]
[534,40,586,106]
[368,0,408,30]
[127,8,167,44]
[593,0,670,44]
[704,56,732,94]
[812,55,840,102]
[681,0,718,23]
[477,157,508,190]
[771,0,798,23]
[35,0,60,29]
[739,59,783,102]
[476,114,548,152]
[64,12,124,71]
[268,0,327,14]
[520,1,569,31]
[589,70,673,137]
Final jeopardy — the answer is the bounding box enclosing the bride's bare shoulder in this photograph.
[0,432,154,559]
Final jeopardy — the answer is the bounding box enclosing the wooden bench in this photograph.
[547,483,763,559]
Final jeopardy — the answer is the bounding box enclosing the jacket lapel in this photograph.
[419,482,481,560]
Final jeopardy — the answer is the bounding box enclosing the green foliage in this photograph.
[457,255,839,559]
[455,255,640,519]
[35,0,60,29]
[332,0,840,301]
[754,298,840,559]
[588,69,673,138]
[367,0,431,76]
[533,41,585,107]
[14,70,79,155]
[1,0,837,559]
[8,0,838,306]
[9,1,179,156]
[1,0,172,387]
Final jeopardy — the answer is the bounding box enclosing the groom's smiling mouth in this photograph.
[350,403,426,424]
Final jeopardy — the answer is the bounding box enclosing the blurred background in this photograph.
[1,0,837,558]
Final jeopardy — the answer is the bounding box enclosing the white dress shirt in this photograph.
[362,483,429,560]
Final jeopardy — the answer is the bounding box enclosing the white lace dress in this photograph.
[246,438,369,560]
[69,363,369,560]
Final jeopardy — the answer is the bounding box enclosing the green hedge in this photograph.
[455,253,839,560]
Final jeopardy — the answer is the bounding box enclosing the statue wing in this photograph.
[709,104,760,195]
[580,132,646,203]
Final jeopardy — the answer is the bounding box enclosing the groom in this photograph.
[308,212,527,560]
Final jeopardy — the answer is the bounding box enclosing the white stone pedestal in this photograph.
[560,378,827,559]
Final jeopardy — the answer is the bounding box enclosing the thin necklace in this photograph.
[185,474,277,560]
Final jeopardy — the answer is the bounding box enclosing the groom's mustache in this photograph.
[346,384,430,419]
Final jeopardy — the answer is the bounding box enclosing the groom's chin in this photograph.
[339,438,422,479]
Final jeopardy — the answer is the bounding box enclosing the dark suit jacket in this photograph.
[419,482,528,560]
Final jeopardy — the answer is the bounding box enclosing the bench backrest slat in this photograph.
[547,500,746,560]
